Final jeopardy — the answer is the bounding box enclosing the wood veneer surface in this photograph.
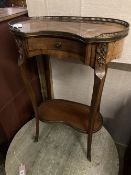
[38,99,102,133]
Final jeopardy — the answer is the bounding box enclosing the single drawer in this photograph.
[27,37,85,56]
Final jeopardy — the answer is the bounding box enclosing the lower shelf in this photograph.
[38,99,103,133]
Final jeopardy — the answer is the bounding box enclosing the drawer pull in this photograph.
[55,42,62,49]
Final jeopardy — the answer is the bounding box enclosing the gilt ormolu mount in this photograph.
[9,16,129,161]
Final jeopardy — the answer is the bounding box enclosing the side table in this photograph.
[9,16,129,161]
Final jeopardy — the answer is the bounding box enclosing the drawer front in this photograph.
[27,37,85,56]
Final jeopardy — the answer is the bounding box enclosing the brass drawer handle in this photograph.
[55,42,62,49]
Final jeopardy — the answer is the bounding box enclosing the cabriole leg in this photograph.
[20,62,40,142]
[16,37,40,142]
[87,43,108,161]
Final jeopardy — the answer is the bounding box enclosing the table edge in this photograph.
[8,16,129,43]
[0,9,27,23]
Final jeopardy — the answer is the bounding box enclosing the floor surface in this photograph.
[5,119,119,175]
[0,121,129,175]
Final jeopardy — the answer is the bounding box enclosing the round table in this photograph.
[5,119,119,175]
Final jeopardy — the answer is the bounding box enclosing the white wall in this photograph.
[26,0,131,145]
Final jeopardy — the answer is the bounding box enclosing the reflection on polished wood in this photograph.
[9,16,129,161]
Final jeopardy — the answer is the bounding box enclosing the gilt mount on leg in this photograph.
[87,43,108,161]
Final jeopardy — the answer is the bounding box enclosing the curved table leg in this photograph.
[16,38,40,142]
[20,63,40,142]
[87,43,108,161]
